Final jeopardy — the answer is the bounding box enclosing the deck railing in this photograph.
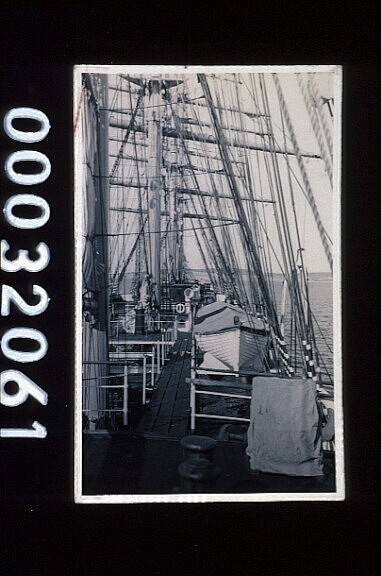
[187,377,252,432]
[110,299,185,335]
[109,351,155,405]
[82,366,129,429]
[82,333,175,430]
[82,353,157,430]
[109,337,175,376]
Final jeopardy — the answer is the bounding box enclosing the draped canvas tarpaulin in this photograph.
[246,377,324,476]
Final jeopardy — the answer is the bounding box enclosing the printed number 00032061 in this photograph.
[1,108,52,439]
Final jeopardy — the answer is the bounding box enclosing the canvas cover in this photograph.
[246,376,324,476]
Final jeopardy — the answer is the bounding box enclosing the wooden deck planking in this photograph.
[143,333,191,437]
[167,346,192,437]
[137,332,192,439]
[154,340,190,436]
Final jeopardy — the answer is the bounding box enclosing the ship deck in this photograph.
[82,434,335,496]
[82,330,335,496]
[136,331,192,439]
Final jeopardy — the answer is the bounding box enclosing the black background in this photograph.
[0,2,379,574]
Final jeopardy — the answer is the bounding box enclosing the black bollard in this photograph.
[178,435,221,492]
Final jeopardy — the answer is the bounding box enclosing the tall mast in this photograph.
[167,95,187,283]
[167,124,179,281]
[147,79,162,306]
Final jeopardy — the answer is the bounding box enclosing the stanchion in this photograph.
[156,342,161,374]
[151,346,155,388]
[190,382,196,431]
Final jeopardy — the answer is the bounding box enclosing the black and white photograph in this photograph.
[74,65,343,503]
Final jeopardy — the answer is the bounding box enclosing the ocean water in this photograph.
[272,274,334,381]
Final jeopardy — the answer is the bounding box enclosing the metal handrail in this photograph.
[189,377,252,431]
[83,327,176,430]
[83,365,129,429]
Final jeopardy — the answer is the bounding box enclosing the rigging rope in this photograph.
[169,94,235,295]
[297,74,333,186]
[309,75,333,157]
[199,73,282,339]
[109,90,143,180]
[272,73,333,272]
[241,75,333,246]
[184,87,247,303]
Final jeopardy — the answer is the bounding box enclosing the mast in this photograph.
[147,79,162,306]
[167,113,179,281]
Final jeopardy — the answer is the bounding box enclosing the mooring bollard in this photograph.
[178,435,221,491]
